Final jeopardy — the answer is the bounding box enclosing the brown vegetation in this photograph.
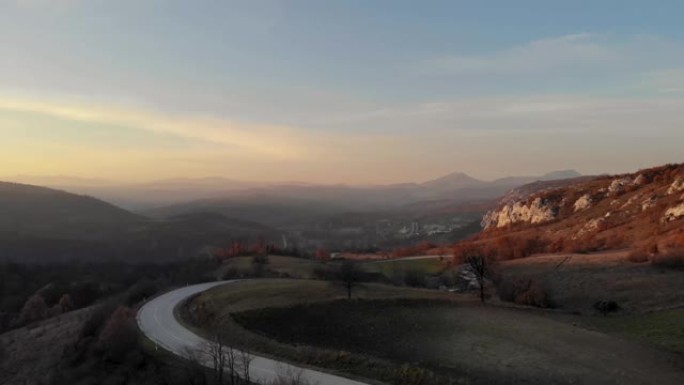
[448,163,684,265]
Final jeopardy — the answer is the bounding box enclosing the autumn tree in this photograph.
[20,294,49,324]
[315,248,331,261]
[58,294,74,313]
[99,306,137,361]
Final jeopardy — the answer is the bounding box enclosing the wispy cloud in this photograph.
[643,69,684,94]
[423,33,684,85]
[0,95,311,160]
[427,33,616,74]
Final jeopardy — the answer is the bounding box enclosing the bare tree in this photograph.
[251,253,270,277]
[464,255,493,303]
[181,346,209,385]
[269,364,318,385]
[238,349,254,384]
[336,260,363,299]
[199,334,253,385]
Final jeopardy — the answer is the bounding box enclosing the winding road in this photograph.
[137,281,370,385]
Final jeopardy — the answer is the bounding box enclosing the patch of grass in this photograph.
[198,279,455,316]
[363,258,446,276]
[582,309,684,353]
[219,255,323,279]
[184,279,684,385]
[184,280,466,385]
[499,251,684,313]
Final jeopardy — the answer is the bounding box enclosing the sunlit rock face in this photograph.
[633,174,648,186]
[573,194,592,212]
[642,196,657,212]
[667,178,684,195]
[608,178,630,194]
[482,197,557,229]
[663,203,684,222]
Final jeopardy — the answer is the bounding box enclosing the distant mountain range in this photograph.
[6,170,582,211]
[0,182,280,263]
[0,169,584,262]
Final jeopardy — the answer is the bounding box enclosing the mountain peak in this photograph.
[541,170,582,180]
[421,172,483,190]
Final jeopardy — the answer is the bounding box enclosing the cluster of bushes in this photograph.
[496,276,553,308]
[593,300,621,315]
[627,245,684,269]
[452,235,547,264]
[0,258,220,333]
[53,300,206,385]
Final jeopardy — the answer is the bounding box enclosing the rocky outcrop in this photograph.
[477,163,684,253]
[633,174,648,186]
[578,217,604,236]
[642,196,657,211]
[573,194,592,212]
[608,178,630,194]
[663,203,684,222]
[482,197,557,229]
[667,178,684,195]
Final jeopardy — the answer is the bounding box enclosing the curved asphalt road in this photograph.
[137,281,370,385]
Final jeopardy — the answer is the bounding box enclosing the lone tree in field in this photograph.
[465,255,493,303]
[336,260,363,299]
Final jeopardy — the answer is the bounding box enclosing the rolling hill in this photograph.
[0,182,281,263]
[460,163,684,259]
[0,182,142,239]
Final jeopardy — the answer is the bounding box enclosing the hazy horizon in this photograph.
[2,1,684,184]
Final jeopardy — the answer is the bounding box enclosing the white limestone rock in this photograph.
[573,194,592,212]
[663,203,684,222]
[641,196,657,211]
[667,178,684,195]
[482,197,557,229]
[633,174,648,186]
[608,177,630,194]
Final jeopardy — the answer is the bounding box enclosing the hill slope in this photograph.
[0,182,142,239]
[469,163,684,257]
[0,182,281,262]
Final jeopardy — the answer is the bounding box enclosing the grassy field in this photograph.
[185,279,470,385]
[362,257,447,276]
[217,255,324,279]
[499,250,684,313]
[195,279,458,316]
[184,279,684,385]
[560,309,684,354]
[0,307,95,385]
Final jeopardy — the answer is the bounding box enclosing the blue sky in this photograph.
[1,0,684,183]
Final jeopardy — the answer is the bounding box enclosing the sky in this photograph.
[2,0,684,184]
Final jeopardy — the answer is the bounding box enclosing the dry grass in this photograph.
[0,307,94,385]
[499,250,684,313]
[188,279,684,385]
[217,255,324,279]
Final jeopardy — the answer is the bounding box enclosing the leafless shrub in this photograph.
[497,276,552,308]
[268,364,318,385]
[336,261,363,299]
[464,255,495,303]
[197,334,253,385]
[593,300,620,315]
